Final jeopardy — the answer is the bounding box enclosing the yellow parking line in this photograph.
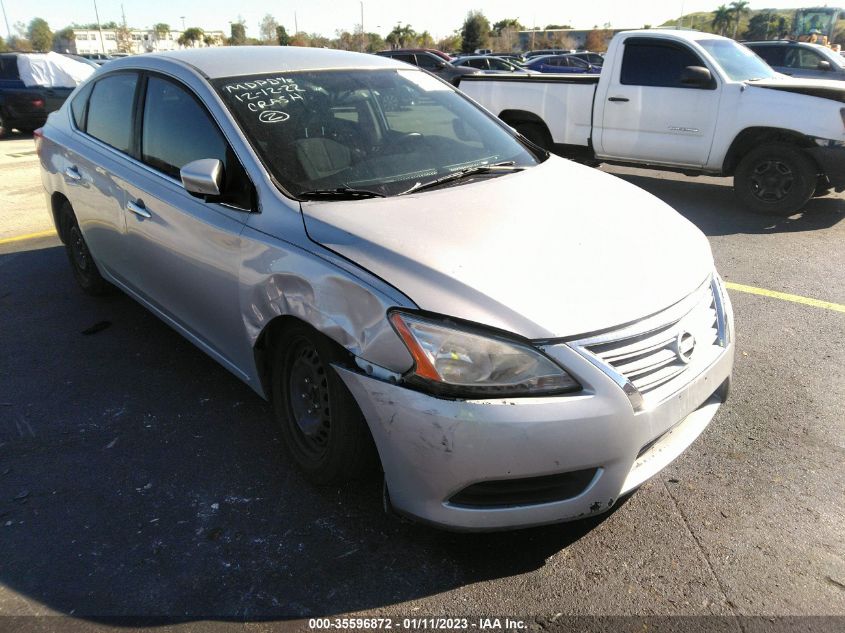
[725,282,845,314]
[0,229,57,245]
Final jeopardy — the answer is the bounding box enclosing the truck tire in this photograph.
[514,122,552,151]
[733,143,817,215]
[0,112,7,139]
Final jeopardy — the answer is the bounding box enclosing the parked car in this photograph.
[524,54,601,74]
[568,51,605,66]
[79,53,113,65]
[375,49,478,85]
[487,52,527,64]
[524,48,575,58]
[38,46,734,531]
[0,52,94,137]
[744,40,845,80]
[461,29,845,215]
[452,55,532,73]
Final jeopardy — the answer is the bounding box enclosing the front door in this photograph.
[597,37,721,168]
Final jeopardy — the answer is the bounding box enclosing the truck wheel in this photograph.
[0,113,7,139]
[813,176,832,198]
[271,323,378,485]
[733,143,817,215]
[59,202,111,296]
[515,122,552,151]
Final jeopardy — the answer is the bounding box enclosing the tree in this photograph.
[365,32,385,53]
[0,37,8,53]
[259,14,278,44]
[460,11,490,54]
[437,32,462,54]
[52,27,75,52]
[544,24,572,30]
[178,27,204,48]
[115,15,132,53]
[729,0,751,39]
[584,29,612,52]
[492,19,524,34]
[276,25,289,45]
[153,23,170,39]
[386,23,417,48]
[711,5,732,36]
[745,11,778,40]
[27,18,52,52]
[229,21,247,45]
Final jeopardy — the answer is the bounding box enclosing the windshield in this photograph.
[697,39,779,81]
[214,69,540,198]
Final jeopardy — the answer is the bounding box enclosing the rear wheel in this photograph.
[271,323,378,485]
[733,143,817,215]
[59,202,111,296]
[0,112,8,139]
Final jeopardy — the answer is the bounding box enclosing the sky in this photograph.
[0,0,833,40]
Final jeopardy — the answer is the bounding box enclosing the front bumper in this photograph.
[337,339,734,531]
[807,139,845,191]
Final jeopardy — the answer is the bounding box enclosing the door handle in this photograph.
[126,200,151,219]
[608,96,630,103]
[64,166,82,181]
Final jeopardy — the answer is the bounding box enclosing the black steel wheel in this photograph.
[272,324,378,485]
[60,202,111,295]
[734,143,817,215]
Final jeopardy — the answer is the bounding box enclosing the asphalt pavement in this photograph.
[0,133,843,631]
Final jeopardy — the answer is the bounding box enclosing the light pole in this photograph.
[360,1,364,52]
[0,0,11,41]
[180,16,186,30]
[93,0,106,54]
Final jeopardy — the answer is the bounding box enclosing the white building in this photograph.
[66,28,225,55]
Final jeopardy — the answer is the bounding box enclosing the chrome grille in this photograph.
[571,278,727,408]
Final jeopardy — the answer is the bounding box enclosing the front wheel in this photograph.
[271,324,378,485]
[733,143,817,215]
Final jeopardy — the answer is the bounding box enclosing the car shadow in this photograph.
[609,170,845,236]
[0,245,619,621]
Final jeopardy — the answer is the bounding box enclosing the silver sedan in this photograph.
[37,47,734,530]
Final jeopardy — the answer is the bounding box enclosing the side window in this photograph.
[797,48,824,69]
[393,54,416,65]
[141,75,253,210]
[752,46,785,66]
[415,54,441,70]
[70,81,94,130]
[621,40,709,88]
[86,73,139,153]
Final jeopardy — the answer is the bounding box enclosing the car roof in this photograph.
[105,46,405,79]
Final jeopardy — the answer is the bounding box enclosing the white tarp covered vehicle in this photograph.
[17,51,95,88]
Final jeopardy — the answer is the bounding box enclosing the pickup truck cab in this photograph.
[461,30,845,215]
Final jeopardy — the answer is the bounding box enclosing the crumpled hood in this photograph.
[301,157,714,339]
[748,77,845,103]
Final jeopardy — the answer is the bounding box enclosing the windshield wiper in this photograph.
[298,187,385,200]
[398,162,525,196]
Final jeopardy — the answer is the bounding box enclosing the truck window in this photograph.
[751,45,786,67]
[621,40,706,88]
[0,56,20,80]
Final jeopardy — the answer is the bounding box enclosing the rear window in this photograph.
[0,56,20,80]
[750,45,786,66]
[86,73,138,153]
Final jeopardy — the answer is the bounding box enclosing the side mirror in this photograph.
[180,158,223,199]
[681,65,714,88]
[818,60,832,71]
[435,61,446,70]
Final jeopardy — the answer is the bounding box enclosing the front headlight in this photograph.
[389,312,580,398]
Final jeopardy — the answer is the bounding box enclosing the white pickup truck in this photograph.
[460,29,845,215]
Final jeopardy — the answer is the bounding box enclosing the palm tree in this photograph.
[711,5,732,36]
[729,0,751,39]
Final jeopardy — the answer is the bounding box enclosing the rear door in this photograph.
[596,37,721,167]
[120,73,256,372]
[63,72,139,282]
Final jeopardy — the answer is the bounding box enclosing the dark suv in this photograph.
[375,49,479,86]
[0,53,78,137]
[745,40,845,81]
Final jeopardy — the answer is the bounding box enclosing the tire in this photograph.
[0,112,8,139]
[271,323,378,485]
[59,202,111,296]
[514,122,552,151]
[813,175,832,198]
[733,143,817,215]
